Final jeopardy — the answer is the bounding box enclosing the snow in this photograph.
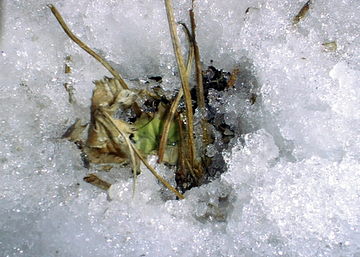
[1,0,360,256]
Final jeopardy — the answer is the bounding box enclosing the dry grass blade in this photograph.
[157,24,194,163]
[190,4,210,153]
[100,111,185,199]
[157,89,183,163]
[164,0,197,166]
[132,143,185,199]
[176,115,186,177]
[48,5,142,116]
[178,22,194,72]
[48,5,130,90]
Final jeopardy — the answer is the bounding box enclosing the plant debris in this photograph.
[293,0,311,25]
[63,55,76,103]
[83,173,111,190]
[51,1,240,199]
[322,41,337,52]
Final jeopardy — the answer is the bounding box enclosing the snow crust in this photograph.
[1,0,359,256]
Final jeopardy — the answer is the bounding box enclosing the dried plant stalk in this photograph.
[48,5,129,90]
[164,0,197,166]
[176,114,186,177]
[49,5,142,115]
[158,24,194,163]
[190,4,210,154]
[157,89,183,163]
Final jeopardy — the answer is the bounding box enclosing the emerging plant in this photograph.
[50,0,237,199]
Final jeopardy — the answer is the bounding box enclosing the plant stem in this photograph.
[132,144,185,199]
[157,88,183,163]
[48,5,142,116]
[48,5,129,90]
[164,0,196,166]
[158,25,194,163]
[190,5,210,154]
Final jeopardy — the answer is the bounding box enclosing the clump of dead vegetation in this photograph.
[51,0,329,199]
[50,0,241,200]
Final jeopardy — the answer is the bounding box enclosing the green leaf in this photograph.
[133,104,179,164]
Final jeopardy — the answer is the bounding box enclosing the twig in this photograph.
[164,0,197,166]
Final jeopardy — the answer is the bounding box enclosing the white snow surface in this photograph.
[1,0,360,256]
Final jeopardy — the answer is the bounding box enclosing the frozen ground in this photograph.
[1,0,360,256]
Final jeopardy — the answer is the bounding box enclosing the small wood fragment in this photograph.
[64,63,71,74]
[63,56,75,103]
[99,165,113,172]
[83,174,111,190]
[293,0,311,25]
[245,7,259,14]
[249,93,257,105]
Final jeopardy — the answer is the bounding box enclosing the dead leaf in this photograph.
[85,77,138,166]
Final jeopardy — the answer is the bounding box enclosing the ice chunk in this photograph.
[222,129,279,187]
[328,61,360,119]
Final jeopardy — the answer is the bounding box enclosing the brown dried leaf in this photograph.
[91,77,137,115]
[84,77,140,169]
